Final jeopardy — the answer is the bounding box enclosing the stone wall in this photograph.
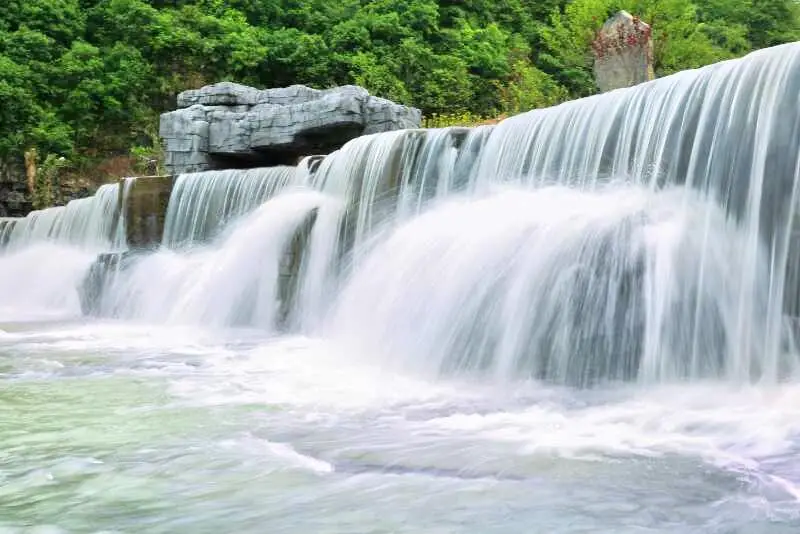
[592,11,655,92]
[122,176,174,249]
[160,83,421,175]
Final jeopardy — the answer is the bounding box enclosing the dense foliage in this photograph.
[1,0,798,173]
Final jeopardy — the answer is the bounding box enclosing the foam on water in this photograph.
[0,244,95,321]
[2,318,800,530]
[143,330,800,506]
[100,189,326,329]
[218,435,335,475]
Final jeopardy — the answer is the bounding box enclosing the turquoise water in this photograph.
[3,320,800,533]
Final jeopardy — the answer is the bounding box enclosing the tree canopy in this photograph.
[1,0,798,172]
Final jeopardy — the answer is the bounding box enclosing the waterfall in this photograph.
[328,186,772,385]
[305,43,800,384]
[114,177,136,249]
[3,183,123,251]
[0,183,125,319]
[162,166,305,248]
[7,43,800,386]
[97,190,326,328]
[0,218,17,246]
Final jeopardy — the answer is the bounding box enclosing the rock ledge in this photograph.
[160,83,421,174]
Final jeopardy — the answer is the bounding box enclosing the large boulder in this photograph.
[592,11,655,92]
[160,83,421,175]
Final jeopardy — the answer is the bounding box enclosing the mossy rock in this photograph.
[122,175,175,249]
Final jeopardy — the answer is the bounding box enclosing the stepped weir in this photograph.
[2,43,800,386]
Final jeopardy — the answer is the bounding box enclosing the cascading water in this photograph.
[329,186,773,385]
[113,176,136,249]
[316,43,799,385]
[97,189,325,328]
[0,183,125,319]
[162,166,305,248]
[4,43,800,532]
[78,43,800,386]
[3,183,123,251]
[0,217,17,246]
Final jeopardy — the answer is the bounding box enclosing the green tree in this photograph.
[1,0,797,197]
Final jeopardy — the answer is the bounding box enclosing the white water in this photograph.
[0,217,17,245]
[99,189,325,328]
[3,183,122,251]
[3,44,798,383]
[2,323,800,532]
[329,186,775,385]
[162,166,305,248]
[2,43,800,531]
[0,245,95,321]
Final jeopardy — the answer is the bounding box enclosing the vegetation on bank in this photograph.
[2,0,799,187]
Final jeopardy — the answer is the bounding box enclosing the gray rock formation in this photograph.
[160,83,421,175]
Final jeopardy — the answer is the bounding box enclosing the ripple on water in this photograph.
[3,326,800,532]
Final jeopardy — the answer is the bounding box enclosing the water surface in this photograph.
[3,319,800,533]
